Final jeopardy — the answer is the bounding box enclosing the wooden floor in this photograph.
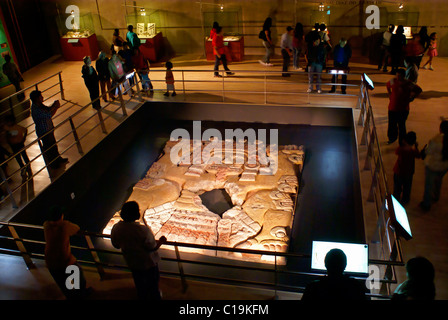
[0,53,447,300]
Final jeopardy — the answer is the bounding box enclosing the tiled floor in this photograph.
[0,53,447,300]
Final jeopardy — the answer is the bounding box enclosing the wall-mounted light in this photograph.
[140,8,146,16]
[398,3,404,11]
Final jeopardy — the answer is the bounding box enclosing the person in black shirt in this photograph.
[389,25,407,75]
[82,56,101,110]
[302,248,367,300]
[95,51,113,102]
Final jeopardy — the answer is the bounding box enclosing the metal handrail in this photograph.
[356,79,404,296]
[0,71,64,120]
[0,220,395,299]
[0,74,142,212]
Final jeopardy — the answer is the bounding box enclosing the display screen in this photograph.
[311,241,369,274]
[363,73,374,90]
[393,25,413,39]
[386,195,412,239]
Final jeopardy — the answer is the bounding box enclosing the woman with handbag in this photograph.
[420,120,448,211]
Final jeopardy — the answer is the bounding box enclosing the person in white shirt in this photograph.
[420,120,448,211]
[111,201,167,299]
[378,24,395,72]
[281,26,294,77]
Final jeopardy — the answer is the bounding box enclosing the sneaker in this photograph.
[226,72,235,76]
[429,66,434,71]
[329,89,336,93]
[266,63,274,67]
[171,92,176,96]
[258,60,267,66]
[307,89,312,93]
[214,74,223,78]
[164,92,169,96]
[297,67,304,71]
[317,90,322,94]
[422,65,428,70]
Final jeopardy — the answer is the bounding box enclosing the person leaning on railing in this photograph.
[30,90,68,169]
[111,201,167,300]
[43,205,92,299]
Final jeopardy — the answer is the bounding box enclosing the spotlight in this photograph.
[318,3,325,12]
[398,3,404,10]
[220,4,224,11]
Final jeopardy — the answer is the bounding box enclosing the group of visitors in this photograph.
[301,248,436,300]
[378,24,446,212]
[392,118,448,212]
[81,26,180,106]
[257,19,351,93]
[379,24,438,76]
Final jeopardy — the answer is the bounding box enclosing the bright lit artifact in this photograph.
[103,139,305,264]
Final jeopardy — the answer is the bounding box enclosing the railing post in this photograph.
[360,114,370,146]
[134,72,143,102]
[174,244,188,294]
[264,74,267,104]
[84,234,106,280]
[222,71,225,102]
[8,225,35,269]
[37,138,51,178]
[182,70,186,99]
[118,88,127,116]
[96,109,108,134]
[68,116,84,155]
[58,72,65,100]
[8,98,14,118]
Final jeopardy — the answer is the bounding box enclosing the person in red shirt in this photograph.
[132,48,153,95]
[164,61,176,97]
[386,69,422,144]
[212,26,234,77]
[393,131,421,205]
[210,21,219,40]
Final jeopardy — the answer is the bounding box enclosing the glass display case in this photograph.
[57,12,99,61]
[125,12,164,62]
[56,12,95,39]
[126,12,160,38]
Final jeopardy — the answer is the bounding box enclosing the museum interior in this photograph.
[0,0,447,304]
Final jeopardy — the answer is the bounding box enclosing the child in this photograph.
[422,32,438,71]
[393,131,420,205]
[3,115,31,177]
[164,61,176,97]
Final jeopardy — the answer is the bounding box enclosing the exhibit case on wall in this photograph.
[126,12,164,62]
[203,9,244,62]
[57,13,99,61]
